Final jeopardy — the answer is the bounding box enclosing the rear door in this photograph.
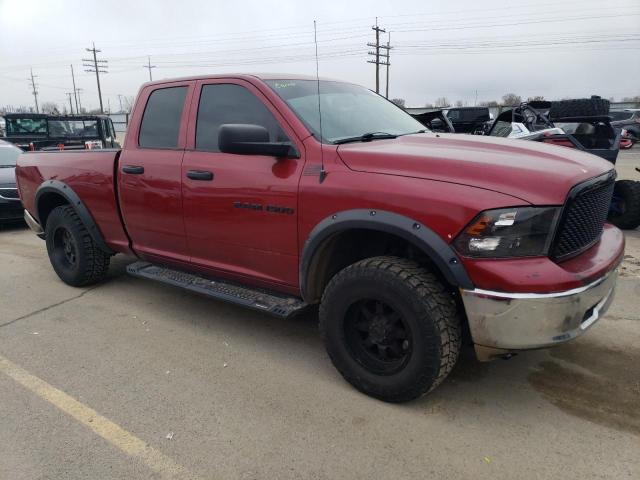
[181,79,305,288]
[118,82,193,264]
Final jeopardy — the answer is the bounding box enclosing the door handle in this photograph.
[186,170,214,181]
[122,165,144,174]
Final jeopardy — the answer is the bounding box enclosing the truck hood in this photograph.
[336,133,614,204]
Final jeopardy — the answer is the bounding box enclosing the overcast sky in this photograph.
[1,0,639,112]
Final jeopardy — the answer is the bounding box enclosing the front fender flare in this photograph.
[299,209,473,301]
[35,179,114,254]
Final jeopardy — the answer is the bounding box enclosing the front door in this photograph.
[181,80,305,288]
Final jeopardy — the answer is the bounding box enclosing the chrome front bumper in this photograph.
[461,269,618,359]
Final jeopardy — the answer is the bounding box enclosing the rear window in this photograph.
[139,86,187,148]
[6,117,47,136]
[609,111,634,121]
[447,108,490,123]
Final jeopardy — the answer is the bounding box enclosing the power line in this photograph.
[367,19,390,94]
[385,32,392,99]
[66,92,74,114]
[83,42,108,113]
[29,68,39,113]
[70,65,79,114]
[143,56,157,81]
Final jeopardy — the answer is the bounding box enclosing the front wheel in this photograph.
[45,205,111,286]
[319,256,462,402]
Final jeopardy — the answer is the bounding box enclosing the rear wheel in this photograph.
[45,205,111,286]
[608,180,640,230]
[319,256,462,402]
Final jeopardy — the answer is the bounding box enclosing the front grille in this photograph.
[551,174,614,261]
[0,188,19,200]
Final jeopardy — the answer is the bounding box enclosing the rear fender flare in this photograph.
[299,209,474,302]
[35,179,114,254]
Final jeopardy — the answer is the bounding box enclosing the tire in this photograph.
[608,180,640,230]
[319,256,462,402]
[549,96,609,119]
[45,205,111,286]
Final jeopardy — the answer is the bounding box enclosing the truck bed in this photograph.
[16,149,131,253]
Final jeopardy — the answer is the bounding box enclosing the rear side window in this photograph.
[139,86,187,148]
[196,84,287,152]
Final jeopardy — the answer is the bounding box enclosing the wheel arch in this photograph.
[35,180,114,254]
[299,209,473,303]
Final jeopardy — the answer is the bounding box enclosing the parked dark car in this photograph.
[445,107,491,134]
[3,113,120,151]
[610,109,640,143]
[0,140,23,223]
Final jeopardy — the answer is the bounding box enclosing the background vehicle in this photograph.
[0,140,24,223]
[16,74,623,402]
[409,109,455,132]
[610,109,640,144]
[4,113,120,151]
[444,107,491,134]
[488,98,639,229]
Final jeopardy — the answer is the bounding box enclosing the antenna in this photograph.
[314,20,326,184]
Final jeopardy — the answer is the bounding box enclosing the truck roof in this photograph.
[141,73,350,87]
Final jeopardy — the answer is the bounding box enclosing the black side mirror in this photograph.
[218,124,298,158]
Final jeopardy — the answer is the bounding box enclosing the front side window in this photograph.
[266,79,425,143]
[139,86,187,148]
[196,84,287,152]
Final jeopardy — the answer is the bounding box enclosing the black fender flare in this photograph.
[299,209,474,301]
[35,179,114,254]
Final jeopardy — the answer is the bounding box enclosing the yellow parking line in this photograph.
[0,354,198,480]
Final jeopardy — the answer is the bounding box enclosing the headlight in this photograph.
[453,207,561,258]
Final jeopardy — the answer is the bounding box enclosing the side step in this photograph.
[126,261,309,319]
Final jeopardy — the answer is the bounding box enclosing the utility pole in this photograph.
[70,65,79,114]
[385,32,392,99]
[83,42,108,113]
[474,89,478,106]
[143,56,157,82]
[66,92,74,114]
[117,94,124,113]
[367,19,390,94]
[75,88,84,113]
[29,68,39,113]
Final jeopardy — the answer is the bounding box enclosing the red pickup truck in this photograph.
[16,74,624,402]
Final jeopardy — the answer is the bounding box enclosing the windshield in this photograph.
[47,119,99,138]
[0,142,21,166]
[6,117,47,136]
[265,79,426,143]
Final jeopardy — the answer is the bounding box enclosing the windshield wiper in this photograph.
[333,132,398,145]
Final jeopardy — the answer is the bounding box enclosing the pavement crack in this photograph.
[0,286,99,329]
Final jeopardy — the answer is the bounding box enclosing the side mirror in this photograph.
[218,124,298,158]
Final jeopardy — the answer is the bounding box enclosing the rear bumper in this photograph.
[461,267,617,358]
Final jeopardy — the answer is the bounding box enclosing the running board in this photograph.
[126,261,308,319]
